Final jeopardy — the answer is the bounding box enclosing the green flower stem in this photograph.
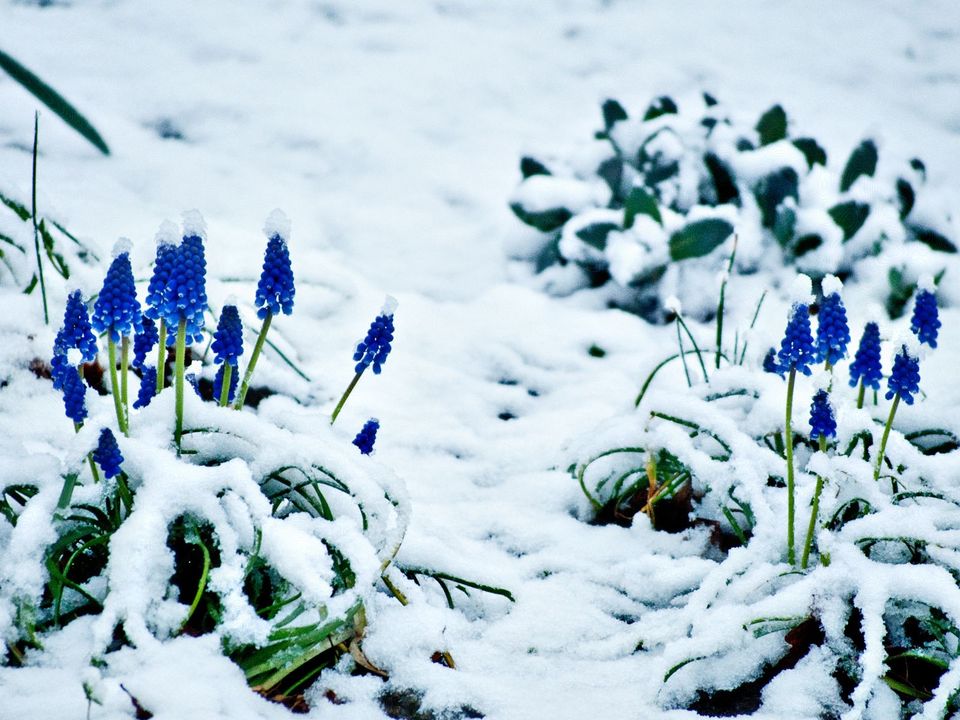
[31,113,49,325]
[801,435,828,570]
[120,336,130,422]
[675,315,709,383]
[174,319,186,453]
[785,368,797,565]
[874,394,901,483]
[330,370,363,425]
[73,419,101,485]
[233,314,272,410]
[156,318,167,395]
[218,363,233,407]
[856,381,866,410]
[107,339,128,436]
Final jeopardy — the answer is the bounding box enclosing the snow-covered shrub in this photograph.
[569,274,960,716]
[509,93,958,321]
[0,211,419,707]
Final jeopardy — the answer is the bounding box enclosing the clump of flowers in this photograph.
[353,418,380,455]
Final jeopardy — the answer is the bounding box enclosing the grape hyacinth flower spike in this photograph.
[352,418,380,455]
[776,275,816,566]
[51,290,98,391]
[134,366,158,409]
[132,315,158,370]
[92,428,124,480]
[875,342,922,483]
[801,388,836,569]
[815,275,850,370]
[212,302,243,406]
[331,296,397,425]
[762,348,779,375]
[234,210,294,409]
[849,321,882,409]
[910,275,940,349]
[162,212,208,451]
[145,221,179,393]
[92,239,143,436]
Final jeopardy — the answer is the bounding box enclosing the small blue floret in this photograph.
[809,390,837,441]
[352,418,379,455]
[886,344,921,405]
[93,428,124,479]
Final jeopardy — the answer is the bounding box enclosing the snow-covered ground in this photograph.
[2,2,960,718]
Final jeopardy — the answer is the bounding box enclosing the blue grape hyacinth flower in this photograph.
[212,304,244,366]
[849,322,883,392]
[762,348,779,374]
[886,343,921,405]
[59,290,98,362]
[354,297,397,375]
[809,390,837,441]
[254,210,295,320]
[777,303,816,377]
[910,278,940,349]
[59,363,87,424]
[162,227,208,345]
[92,240,143,343]
[132,315,158,370]
[144,222,179,322]
[815,276,850,367]
[352,418,379,455]
[93,428,124,479]
[134,366,157,409]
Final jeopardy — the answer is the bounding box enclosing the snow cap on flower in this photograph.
[145,221,180,321]
[354,297,397,375]
[133,366,157,409]
[211,304,244,366]
[776,298,816,376]
[910,275,940,348]
[789,274,814,304]
[161,216,208,345]
[886,338,922,405]
[809,389,837,441]
[352,418,380,455]
[92,240,143,343]
[848,321,883,390]
[58,364,87,424]
[93,428,123,479]
[132,315,158,370]
[254,210,295,319]
[58,290,98,363]
[213,364,238,404]
[816,275,850,365]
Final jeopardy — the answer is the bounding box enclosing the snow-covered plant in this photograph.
[509,93,956,322]
[569,272,960,715]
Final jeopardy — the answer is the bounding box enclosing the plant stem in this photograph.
[676,320,691,388]
[801,435,827,569]
[233,314,272,410]
[120,336,129,423]
[330,371,363,425]
[155,318,167,394]
[785,368,797,565]
[676,315,708,382]
[218,363,233,407]
[174,319,186,453]
[714,235,738,370]
[31,112,48,325]
[107,339,127,436]
[856,381,866,410]
[874,394,901,483]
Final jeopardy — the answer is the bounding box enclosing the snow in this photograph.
[2,1,960,719]
[263,209,291,243]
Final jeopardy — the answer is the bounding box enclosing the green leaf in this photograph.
[669,219,733,261]
[520,157,550,179]
[756,104,787,146]
[576,222,619,251]
[510,203,571,233]
[643,96,678,121]
[753,167,798,228]
[0,47,110,155]
[828,201,870,241]
[792,138,827,168]
[601,99,628,132]
[703,92,719,107]
[597,157,624,200]
[910,225,957,253]
[792,234,823,257]
[896,178,915,219]
[886,267,913,319]
[39,219,69,279]
[703,153,739,206]
[0,191,31,222]
[773,206,796,248]
[623,186,662,228]
[840,139,877,192]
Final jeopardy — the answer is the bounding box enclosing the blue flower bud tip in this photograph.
[776,301,816,376]
[133,366,157,409]
[93,427,124,479]
[815,277,850,366]
[353,300,396,375]
[212,304,244,366]
[92,248,143,343]
[54,290,98,366]
[849,322,882,391]
[352,418,380,455]
[910,279,940,349]
[809,389,836,440]
[255,213,295,319]
[886,342,921,405]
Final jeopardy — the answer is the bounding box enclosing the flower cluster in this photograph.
[815,278,850,366]
[808,390,836,441]
[92,241,143,343]
[93,428,124,479]
[352,419,379,455]
[254,212,295,320]
[775,303,816,377]
[910,280,940,348]
[161,229,208,345]
[133,315,159,369]
[886,344,922,405]
[353,298,397,375]
[212,305,244,366]
[848,322,882,391]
